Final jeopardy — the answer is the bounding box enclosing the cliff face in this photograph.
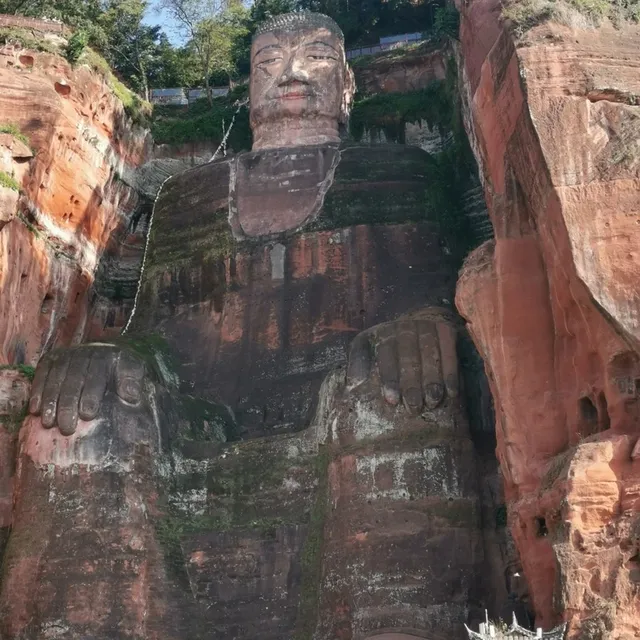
[455,2,640,636]
[0,42,151,364]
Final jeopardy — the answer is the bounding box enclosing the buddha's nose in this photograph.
[278,55,309,86]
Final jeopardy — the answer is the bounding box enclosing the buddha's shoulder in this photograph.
[155,156,232,220]
[308,143,433,231]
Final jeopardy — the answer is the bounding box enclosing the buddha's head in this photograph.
[250,12,355,150]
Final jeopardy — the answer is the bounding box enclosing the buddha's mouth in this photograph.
[278,88,313,100]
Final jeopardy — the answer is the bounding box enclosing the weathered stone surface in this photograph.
[353,41,450,96]
[455,3,640,636]
[126,144,458,440]
[0,44,152,365]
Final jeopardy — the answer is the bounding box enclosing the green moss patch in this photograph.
[294,448,329,640]
[0,363,35,381]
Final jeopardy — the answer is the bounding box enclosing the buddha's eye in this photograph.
[307,53,336,61]
[259,57,281,65]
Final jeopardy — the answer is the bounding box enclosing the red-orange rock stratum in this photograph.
[0,43,151,364]
[455,2,640,637]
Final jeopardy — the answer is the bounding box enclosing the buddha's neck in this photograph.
[251,117,340,150]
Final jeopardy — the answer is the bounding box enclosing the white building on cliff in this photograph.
[465,613,566,640]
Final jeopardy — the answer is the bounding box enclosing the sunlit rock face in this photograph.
[455,1,640,636]
[0,44,152,365]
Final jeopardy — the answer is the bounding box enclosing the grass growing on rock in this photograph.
[0,171,20,192]
[349,57,479,260]
[0,123,30,147]
[79,48,152,127]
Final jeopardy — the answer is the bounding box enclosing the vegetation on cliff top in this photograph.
[151,84,250,149]
[503,0,640,34]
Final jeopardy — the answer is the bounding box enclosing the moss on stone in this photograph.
[80,48,151,127]
[350,82,453,143]
[0,363,35,381]
[294,447,329,640]
[156,435,324,594]
[145,207,235,277]
[116,332,181,388]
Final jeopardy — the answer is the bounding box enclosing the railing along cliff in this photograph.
[0,14,69,35]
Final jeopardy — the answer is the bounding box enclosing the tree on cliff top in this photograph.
[159,0,248,102]
[94,0,160,101]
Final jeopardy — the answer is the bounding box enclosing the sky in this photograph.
[143,0,186,45]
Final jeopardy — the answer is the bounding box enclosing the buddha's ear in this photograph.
[339,64,356,124]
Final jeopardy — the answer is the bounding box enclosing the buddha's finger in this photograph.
[397,320,422,414]
[41,351,71,429]
[115,350,145,405]
[417,318,445,409]
[376,324,400,406]
[79,350,114,420]
[29,353,54,415]
[57,351,92,436]
[346,331,372,390]
[437,322,459,399]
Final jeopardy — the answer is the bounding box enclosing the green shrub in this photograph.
[495,504,508,528]
[434,4,461,38]
[0,171,20,192]
[0,123,30,147]
[0,364,36,381]
[65,30,88,64]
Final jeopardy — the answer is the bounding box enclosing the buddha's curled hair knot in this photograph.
[253,11,344,42]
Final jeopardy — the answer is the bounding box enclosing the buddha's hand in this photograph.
[28,343,148,436]
[346,308,460,414]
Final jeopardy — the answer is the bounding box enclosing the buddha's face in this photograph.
[250,26,348,131]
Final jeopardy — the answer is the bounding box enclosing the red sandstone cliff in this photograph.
[0,42,151,365]
[455,2,640,637]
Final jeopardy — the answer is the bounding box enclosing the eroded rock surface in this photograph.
[455,3,640,636]
[0,44,152,364]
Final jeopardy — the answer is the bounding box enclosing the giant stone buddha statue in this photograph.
[0,12,492,640]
